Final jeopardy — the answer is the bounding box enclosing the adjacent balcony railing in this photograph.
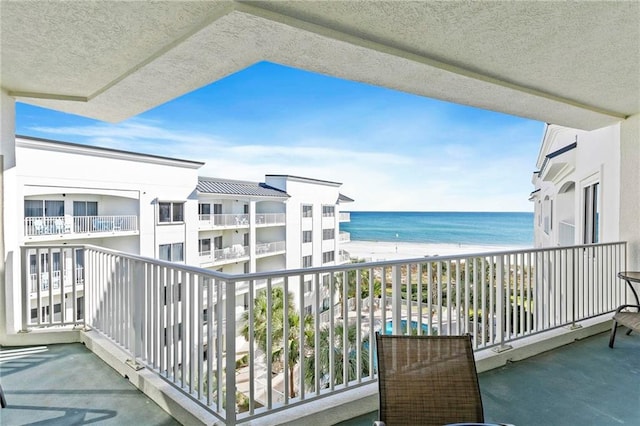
[199,214,249,228]
[339,231,350,242]
[255,213,285,226]
[255,240,286,256]
[20,241,627,424]
[199,242,285,265]
[199,245,250,265]
[24,215,138,237]
[558,221,576,246]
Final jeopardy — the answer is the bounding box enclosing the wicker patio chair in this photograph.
[609,304,640,348]
[375,333,484,426]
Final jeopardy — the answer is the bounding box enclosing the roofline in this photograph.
[265,174,342,187]
[546,141,578,159]
[16,134,205,168]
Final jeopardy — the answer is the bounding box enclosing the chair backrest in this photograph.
[375,333,484,426]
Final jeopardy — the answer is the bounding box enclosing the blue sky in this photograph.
[16,61,544,212]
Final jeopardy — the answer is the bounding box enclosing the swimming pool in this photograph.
[384,319,429,335]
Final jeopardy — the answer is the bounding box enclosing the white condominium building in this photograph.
[530,123,620,248]
[12,135,352,325]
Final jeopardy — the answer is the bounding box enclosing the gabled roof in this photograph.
[197,177,289,198]
[337,193,355,203]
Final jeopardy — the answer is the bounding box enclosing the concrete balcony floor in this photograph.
[0,343,179,425]
[340,330,640,426]
[1,330,638,426]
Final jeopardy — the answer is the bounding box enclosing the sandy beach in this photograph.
[343,240,527,261]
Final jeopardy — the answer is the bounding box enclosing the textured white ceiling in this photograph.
[1,1,638,129]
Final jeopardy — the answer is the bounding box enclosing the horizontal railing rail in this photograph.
[20,241,627,424]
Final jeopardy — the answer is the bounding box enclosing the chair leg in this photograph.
[609,320,618,348]
[0,383,6,408]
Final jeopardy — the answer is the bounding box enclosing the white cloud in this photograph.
[27,115,539,212]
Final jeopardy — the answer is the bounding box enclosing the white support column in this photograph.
[249,200,256,272]
[0,90,17,342]
[619,114,640,270]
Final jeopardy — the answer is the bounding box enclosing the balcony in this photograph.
[199,244,249,266]
[559,220,576,246]
[199,213,249,229]
[255,240,285,257]
[9,241,636,425]
[339,212,350,222]
[339,231,351,242]
[255,213,285,227]
[24,215,138,240]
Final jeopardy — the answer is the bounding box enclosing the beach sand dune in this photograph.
[343,240,528,262]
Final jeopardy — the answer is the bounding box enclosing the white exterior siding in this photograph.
[531,124,621,248]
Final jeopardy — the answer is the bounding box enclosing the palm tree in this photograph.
[240,286,313,398]
[303,321,370,392]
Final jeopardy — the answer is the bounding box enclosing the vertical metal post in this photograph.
[391,265,402,335]
[493,255,511,352]
[224,276,237,425]
[126,259,143,370]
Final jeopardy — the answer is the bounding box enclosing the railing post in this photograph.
[568,248,582,330]
[225,276,237,424]
[19,246,29,333]
[391,265,402,334]
[493,255,511,353]
[126,259,144,370]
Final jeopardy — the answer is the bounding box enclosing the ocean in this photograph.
[340,211,534,247]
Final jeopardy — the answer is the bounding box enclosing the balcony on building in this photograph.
[23,197,139,241]
[199,244,250,266]
[198,213,250,230]
[339,212,351,223]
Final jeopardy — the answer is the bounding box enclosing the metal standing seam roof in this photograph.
[197,178,290,198]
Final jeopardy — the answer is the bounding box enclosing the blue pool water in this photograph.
[385,319,429,335]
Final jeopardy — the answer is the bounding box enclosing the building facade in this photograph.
[530,123,621,248]
[14,135,352,327]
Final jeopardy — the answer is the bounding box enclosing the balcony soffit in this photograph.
[1,1,638,130]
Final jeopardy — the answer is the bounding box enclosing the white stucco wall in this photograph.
[532,123,621,248]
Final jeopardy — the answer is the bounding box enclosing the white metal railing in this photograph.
[255,213,285,226]
[256,241,286,256]
[20,241,627,424]
[339,212,350,222]
[199,214,249,228]
[559,221,576,246]
[339,231,350,242]
[24,215,138,236]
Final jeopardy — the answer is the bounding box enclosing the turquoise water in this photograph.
[385,320,429,335]
[341,211,533,246]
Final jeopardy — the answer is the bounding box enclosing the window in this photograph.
[159,243,184,262]
[199,238,211,254]
[322,205,335,217]
[24,199,65,217]
[584,183,600,244]
[304,279,313,293]
[543,196,551,234]
[213,236,223,250]
[73,201,98,217]
[304,305,312,315]
[243,232,249,246]
[302,230,312,243]
[243,204,249,214]
[323,228,335,240]
[158,202,184,223]
[199,203,211,219]
[322,250,335,263]
[302,204,313,218]
[302,255,313,268]
[213,203,222,214]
